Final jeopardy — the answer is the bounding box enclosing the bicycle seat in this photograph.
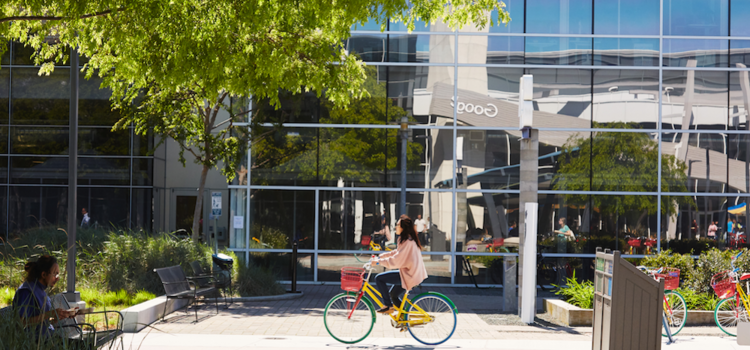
[741,273,750,281]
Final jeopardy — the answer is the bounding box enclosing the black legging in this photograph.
[374,270,405,307]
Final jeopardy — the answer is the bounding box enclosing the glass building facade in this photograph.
[228,0,750,286]
[0,44,154,239]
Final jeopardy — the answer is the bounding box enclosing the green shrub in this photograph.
[0,308,83,350]
[641,250,695,285]
[673,288,720,311]
[554,272,594,309]
[251,224,289,249]
[131,290,157,306]
[236,264,285,297]
[688,248,750,294]
[102,232,213,295]
[0,287,13,305]
[661,239,718,255]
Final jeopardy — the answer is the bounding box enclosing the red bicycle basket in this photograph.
[360,235,372,246]
[490,238,505,248]
[627,238,641,248]
[654,268,680,290]
[711,271,736,299]
[341,267,365,292]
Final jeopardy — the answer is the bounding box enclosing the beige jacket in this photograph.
[375,239,428,290]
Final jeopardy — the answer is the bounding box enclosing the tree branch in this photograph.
[0,8,124,24]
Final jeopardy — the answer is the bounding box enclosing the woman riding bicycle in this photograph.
[371,214,428,314]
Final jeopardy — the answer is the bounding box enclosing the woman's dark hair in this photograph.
[398,214,421,249]
[24,255,57,282]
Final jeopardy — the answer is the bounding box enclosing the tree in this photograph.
[0,0,509,241]
[552,122,690,234]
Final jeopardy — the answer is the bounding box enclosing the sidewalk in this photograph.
[126,285,746,349]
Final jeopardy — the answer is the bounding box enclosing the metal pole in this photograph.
[400,116,408,216]
[290,241,298,293]
[66,48,80,302]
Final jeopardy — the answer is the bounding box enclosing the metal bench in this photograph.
[154,265,219,322]
[50,294,124,350]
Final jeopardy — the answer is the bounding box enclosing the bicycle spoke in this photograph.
[324,294,374,344]
[407,295,456,345]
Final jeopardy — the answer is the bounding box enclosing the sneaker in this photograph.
[377,307,394,314]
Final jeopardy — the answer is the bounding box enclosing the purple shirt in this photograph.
[13,280,55,335]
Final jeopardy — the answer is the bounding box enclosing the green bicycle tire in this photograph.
[662,290,687,337]
[324,292,376,344]
[354,248,369,263]
[714,296,749,337]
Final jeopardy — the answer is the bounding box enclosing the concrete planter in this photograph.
[544,299,717,327]
[545,299,593,327]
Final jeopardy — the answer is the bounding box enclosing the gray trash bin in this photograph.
[430,227,446,261]
[593,248,663,350]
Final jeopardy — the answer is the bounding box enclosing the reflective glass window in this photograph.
[593,38,659,67]
[663,39,728,68]
[730,71,750,133]
[457,192,518,253]
[77,187,130,228]
[410,129,453,189]
[0,187,5,240]
[345,34,386,62]
[527,68,592,127]
[593,70,659,128]
[79,127,129,155]
[0,68,7,124]
[593,131,658,192]
[11,68,69,125]
[79,74,121,126]
[450,128,522,189]
[249,189,314,249]
[351,18,382,31]
[78,157,130,186]
[536,194,657,255]
[731,0,750,36]
[1,41,8,65]
[11,41,69,66]
[540,130,592,191]
[249,253,314,282]
[526,0,592,34]
[389,34,453,63]
[317,253,451,283]
[661,195,724,249]
[0,156,6,183]
[729,40,750,68]
[661,132,726,193]
[9,186,67,235]
[229,188,247,249]
[10,127,68,155]
[594,0,659,35]
[131,188,152,231]
[490,36,524,64]
[525,37,592,66]
[488,0,524,34]
[664,0,728,36]
[133,158,153,186]
[133,131,154,156]
[10,156,67,184]
[662,70,729,130]
[0,127,6,153]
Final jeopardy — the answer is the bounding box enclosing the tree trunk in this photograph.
[192,164,210,242]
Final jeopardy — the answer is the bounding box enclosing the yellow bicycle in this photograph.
[711,251,750,336]
[323,260,457,345]
[354,235,392,263]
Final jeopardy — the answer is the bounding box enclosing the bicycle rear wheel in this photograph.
[662,291,687,336]
[715,296,749,336]
[405,293,457,345]
[324,292,375,344]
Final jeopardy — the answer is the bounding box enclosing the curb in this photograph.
[230,292,304,302]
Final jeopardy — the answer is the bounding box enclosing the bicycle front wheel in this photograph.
[715,296,750,336]
[354,248,369,263]
[662,291,687,336]
[406,294,457,345]
[324,293,375,344]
